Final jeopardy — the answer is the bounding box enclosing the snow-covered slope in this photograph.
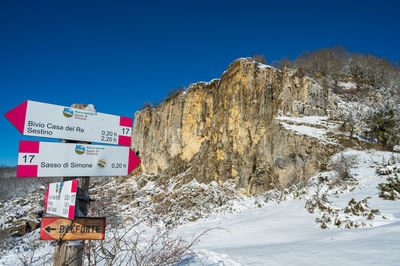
[178,151,400,265]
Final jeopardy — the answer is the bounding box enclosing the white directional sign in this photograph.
[45,179,78,219]
[17,141,140,177]
[4,100,133,146]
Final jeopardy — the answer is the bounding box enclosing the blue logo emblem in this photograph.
[63,108,74,118]
[75,145,85,155]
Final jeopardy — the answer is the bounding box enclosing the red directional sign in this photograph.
[40,217,106,240]
[4,100,133,146]
[17,141,140,177]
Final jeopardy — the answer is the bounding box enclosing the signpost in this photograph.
[45,179,78,220]
[40,217,106,241]
[17,140,140,177]
[4,100,133,146]
[5,101,141,266]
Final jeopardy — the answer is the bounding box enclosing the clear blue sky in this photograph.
[1,0,399,166]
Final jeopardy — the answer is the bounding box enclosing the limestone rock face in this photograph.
[132,58,338,194]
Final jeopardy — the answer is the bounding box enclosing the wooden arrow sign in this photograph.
[40,217,106,240]
[17,140,140,177]
[4,100,133,146]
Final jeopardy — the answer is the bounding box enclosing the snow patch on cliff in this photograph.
[276,115,338,145]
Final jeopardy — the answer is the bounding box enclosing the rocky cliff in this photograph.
[132,58,339,194]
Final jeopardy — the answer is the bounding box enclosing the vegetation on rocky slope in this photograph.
[272,46,400,91]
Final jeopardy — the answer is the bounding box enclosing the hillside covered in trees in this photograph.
[272,46,400,91]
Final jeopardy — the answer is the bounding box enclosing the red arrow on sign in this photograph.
[4,101,27,134]
[128,148,141,175]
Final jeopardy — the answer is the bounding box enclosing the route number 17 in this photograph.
[23,155,35,163]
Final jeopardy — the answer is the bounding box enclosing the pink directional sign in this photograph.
[17,141,140,177]
[45,179,78,219]
[5,100,132,146]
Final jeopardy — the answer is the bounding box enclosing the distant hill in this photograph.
[0,166,51,200]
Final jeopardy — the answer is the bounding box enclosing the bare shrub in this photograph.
[253,54,266,64]
[89,187,124,228]
[274,46,349,78]
[17,248,40,266]
[272,57,293,70]
[341,112,356,138]
[84,225,215,266]
[16,242,52,266]
[388,153,400,165]
[130,228,210,265]
[140,102,153,111]
[273,46,400,90]
[330,153,359,181]
[152,100,161,108]
[165,86,185,102]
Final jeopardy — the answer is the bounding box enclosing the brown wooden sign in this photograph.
[40,217,106,240]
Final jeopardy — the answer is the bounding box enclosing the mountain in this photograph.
[132,58,396,195]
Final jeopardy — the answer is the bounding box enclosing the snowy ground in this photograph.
[1,150,399,265]
[181,201,400,265]
[179,150,400,265]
